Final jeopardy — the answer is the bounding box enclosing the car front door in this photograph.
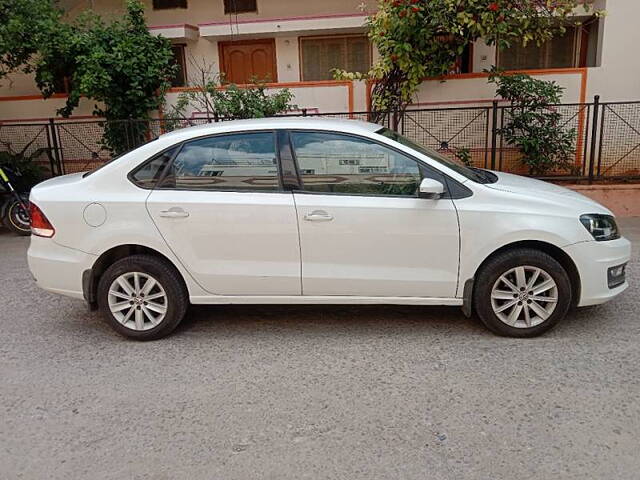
[145,131,301,296]
[289,130,460,298]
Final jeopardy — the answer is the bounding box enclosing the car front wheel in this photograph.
[97,254,188,340]
[473,248,572,338]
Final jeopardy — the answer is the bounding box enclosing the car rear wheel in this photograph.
[473,248,572,338]
[97,254,188,340]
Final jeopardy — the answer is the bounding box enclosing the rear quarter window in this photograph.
[129,146,179,189]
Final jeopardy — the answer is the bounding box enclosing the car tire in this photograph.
[473,248,572,338]
[97,254,188,340]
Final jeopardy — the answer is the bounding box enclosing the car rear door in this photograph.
[145,130,301,296]
[288,130,460,298]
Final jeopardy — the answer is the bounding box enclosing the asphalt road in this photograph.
[1,220,639,480]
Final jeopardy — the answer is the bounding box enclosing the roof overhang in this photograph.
[148,24,200,42]
[198,13,367,41]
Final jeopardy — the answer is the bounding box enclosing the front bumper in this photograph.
[564,237,631,307]
[27,236,97,300]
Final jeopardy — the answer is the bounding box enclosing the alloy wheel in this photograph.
[490,266,558,328]
[107,272,168,331]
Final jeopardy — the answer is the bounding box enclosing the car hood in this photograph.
[484,171,613,215]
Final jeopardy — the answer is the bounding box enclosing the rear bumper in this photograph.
[27,236,97,300]
[564,237,631,307]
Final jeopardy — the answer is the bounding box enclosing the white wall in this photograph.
[275,37,300,82]
[181,38,221,83]
[472,41,495,74]
[0,96,97,121]
[413,71,586,106]
[585,0,640,101]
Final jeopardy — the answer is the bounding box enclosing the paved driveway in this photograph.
[1,220,639,479]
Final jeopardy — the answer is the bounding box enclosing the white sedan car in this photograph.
[27,118,630,340]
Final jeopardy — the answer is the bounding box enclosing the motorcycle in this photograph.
[0,166,31,236]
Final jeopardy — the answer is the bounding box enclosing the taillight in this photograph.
[30,202,55,238]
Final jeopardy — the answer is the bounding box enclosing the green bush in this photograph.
[166,74,296,129]
[210,83,295,119]
[455,147,473,167]
[489,72,577,176]
[0,149,44,190]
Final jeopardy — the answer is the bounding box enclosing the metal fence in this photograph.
[1,96,639,183]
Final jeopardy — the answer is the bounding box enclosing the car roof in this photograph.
[159,116,383,140]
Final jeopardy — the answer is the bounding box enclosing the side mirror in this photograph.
[418,178,444,199]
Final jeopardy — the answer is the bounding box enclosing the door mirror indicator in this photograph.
[418,178,444,199]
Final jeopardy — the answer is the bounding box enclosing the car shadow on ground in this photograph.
[171,303,487,338]
[172,297,624,342]
[162,301,609,340]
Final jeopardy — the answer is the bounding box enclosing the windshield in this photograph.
[376,127,493,183]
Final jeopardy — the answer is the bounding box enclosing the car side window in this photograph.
[130,146,178,189]
[160,132,280,191]
[290,131,422,196]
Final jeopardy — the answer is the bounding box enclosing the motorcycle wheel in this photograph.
[4,199,31,236]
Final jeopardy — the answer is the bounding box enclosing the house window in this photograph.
[170,45,187,87]
[300,35,371,81]
[152,0,187,9]
[498,17,600,70]
[224,0,257,14]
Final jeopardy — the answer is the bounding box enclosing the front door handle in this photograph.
[304,210,334,222]
[159,207,189,218]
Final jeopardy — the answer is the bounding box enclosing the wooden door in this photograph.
[219,39,277,84]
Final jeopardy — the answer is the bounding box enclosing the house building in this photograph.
[0,0,637,122]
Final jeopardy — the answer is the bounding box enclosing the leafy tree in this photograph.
[489,71,576,176]
[336,0,598,123]
[36,0,177,154]
[0,0,62,79]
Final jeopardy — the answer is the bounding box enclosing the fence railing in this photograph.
[1,96,639,183]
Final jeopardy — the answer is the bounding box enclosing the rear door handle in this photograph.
[304,210,334,222]
[159,207,189,218]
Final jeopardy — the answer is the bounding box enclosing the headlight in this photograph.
[580,214,620,241]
